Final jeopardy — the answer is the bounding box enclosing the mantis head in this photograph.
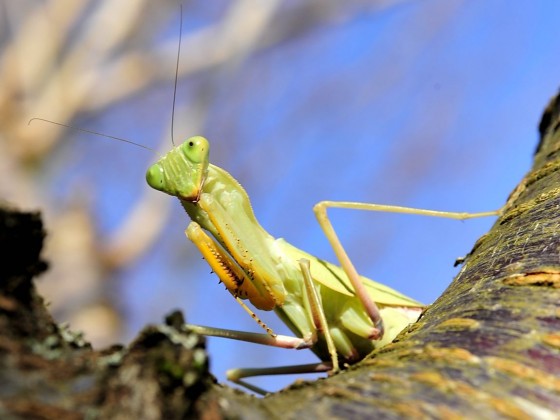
[146,136,210,202]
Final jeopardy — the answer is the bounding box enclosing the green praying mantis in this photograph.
[146,136,500,394]
[28,7,499,395]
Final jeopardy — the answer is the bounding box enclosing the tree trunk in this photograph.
[2,91,560,419]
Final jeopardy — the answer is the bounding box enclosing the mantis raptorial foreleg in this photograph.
[313,201,501,335]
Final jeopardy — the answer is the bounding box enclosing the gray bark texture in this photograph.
[2,91,560,419]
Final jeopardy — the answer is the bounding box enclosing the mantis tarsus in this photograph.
[146,136,500,394]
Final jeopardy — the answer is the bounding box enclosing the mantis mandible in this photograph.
[146,136,500,394]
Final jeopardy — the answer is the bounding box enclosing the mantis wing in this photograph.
[277,239,423,307]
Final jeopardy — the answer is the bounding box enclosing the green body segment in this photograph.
[146,137,422,364]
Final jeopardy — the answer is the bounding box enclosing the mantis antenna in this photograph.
[27,118,154,152]
[30,7,186,152]
[169,4,183,147]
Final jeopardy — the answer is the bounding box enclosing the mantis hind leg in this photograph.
[227,362,332,395]
[313,201,501,339]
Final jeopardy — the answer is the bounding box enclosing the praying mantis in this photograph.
[146,135,500,394]
[30,114,500,394]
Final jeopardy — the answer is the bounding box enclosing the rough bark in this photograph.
[2,91,560,419]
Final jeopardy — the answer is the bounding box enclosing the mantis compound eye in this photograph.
[145,163,165,191]
[183,136,209,164]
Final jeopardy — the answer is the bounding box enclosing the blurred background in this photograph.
[1,0,558,393]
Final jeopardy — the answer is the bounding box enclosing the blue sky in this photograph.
[38,0,560,393]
